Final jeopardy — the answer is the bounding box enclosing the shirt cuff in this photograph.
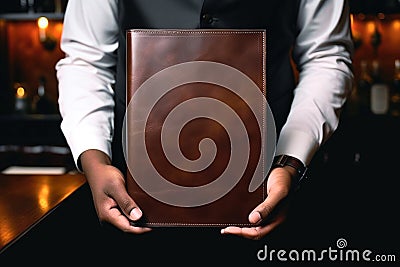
[66,128,113,172]
[275,129,319,166]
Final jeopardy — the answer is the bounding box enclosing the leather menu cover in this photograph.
[125,29,268,227]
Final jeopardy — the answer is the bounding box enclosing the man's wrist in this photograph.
[271,154,308,190]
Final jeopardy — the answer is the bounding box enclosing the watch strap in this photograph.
[271,154,307,190]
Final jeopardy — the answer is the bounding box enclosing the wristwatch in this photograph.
[271,154,308,190]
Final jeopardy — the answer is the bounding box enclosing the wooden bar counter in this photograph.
[0,173,86,254]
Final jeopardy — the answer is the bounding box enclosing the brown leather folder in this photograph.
[125,29,268,227]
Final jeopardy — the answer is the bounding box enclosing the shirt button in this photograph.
[202,14,214,24]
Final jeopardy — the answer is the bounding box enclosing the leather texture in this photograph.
[126,29,267,227]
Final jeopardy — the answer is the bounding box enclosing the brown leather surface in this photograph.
[126,29,267,227]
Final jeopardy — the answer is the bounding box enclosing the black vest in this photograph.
[113,0,300,172]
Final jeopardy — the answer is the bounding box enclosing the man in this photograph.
[56,0,353,254]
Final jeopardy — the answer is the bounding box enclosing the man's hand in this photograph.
[80,149,152,234]
[220,166,295,240]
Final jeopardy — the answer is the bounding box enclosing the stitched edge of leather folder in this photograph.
[126,29,267,227]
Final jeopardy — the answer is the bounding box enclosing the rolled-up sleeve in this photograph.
[275,0,354,166]
[56,0,119,169]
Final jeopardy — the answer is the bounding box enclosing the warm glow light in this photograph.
[366,21,376,34]
[393,20,400,30]
[37,16,49,29]
[55,22,63,35]
[350,14,354,29]
[37,17,49,42]
[38,185,50,212]
[16,86,25,98]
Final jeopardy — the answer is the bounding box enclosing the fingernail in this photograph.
[130,207,142,220]
[220,229,225,234]
[249,211,262,224]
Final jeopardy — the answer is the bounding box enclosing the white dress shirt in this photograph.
[56,0,354,170]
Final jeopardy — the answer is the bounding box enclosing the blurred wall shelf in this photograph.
[0,113,74,172]
[0,113,66,146]
[0,12,64,21]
